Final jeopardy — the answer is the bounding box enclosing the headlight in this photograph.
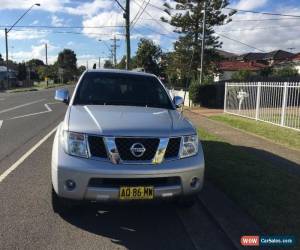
[179,135,198,158]
[62,131,89,158]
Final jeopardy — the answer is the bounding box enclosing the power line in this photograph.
[12,28,125,36]
[139,17,168,23]
[131,0,146,24]
[114,0,126,12]
[0,25,125,29]
[215,33,265,52]
[132,0,171,34]
[230,17,300,22]
[217,23,300,33]
[147,2,168,12]
[225,7,300,18]
[132,0,150,28]
[132,26,177,39]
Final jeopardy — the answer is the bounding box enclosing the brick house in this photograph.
[214,61,268,81]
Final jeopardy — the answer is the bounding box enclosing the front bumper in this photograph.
[51,129,205,201]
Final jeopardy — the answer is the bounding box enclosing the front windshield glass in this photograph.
[73,72,174,109]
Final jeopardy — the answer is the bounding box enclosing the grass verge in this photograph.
[209,114,300,150]
[198,127,300,238]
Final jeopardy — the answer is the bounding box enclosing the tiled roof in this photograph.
[238,50,294,61]
[292,53,300,61]
[218,61,268,71]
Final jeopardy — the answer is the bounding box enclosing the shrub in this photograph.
[189,82,225,108]
[274,67,298,77]
[189,83,201,103]
[231,70,252,81]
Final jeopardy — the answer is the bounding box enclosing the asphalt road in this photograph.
[0,88,235,250]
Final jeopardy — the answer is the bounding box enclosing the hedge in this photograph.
[189,82,225,108]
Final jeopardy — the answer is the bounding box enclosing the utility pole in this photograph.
[114,0,130,69]
[45,43,48,65]
[111,35,120,67]
[125,0,130,70]
[4,3,40,89]
[5,28,9,89]
[45,43,48,87]
[199,1,206,85]
[98,57,101,68]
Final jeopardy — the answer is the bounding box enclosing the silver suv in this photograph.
[51,69,204,211]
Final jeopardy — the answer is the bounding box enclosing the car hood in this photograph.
[67,105,195,137]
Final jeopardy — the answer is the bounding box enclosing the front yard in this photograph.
[198,127,300,239]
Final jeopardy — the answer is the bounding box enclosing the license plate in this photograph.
[119,186,154,200]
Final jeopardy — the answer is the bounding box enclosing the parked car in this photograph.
[51,69,205,211]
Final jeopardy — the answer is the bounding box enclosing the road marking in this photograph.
[0,120,3,129]
[0,99,45,114]
[9,102,60,120]
[0,125,58,183]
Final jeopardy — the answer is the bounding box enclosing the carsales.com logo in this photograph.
[240,235,296,247]
[241,236,260,246]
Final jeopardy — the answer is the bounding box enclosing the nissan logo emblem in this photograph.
[130,143,146,158]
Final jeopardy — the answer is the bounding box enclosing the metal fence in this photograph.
[224,82,300,131]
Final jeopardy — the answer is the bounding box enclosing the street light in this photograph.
[5,3,40,88]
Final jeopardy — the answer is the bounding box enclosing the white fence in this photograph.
[224,82,300,131]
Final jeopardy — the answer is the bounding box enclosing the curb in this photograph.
[197,182,264,250]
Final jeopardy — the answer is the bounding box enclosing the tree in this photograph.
[78,65,86,75]
[57,49,77,82]
[104,60,114,69]
[135,38,162,75]
[232,70,252,81]
[24,59,45,81]
[26,59,44,68]
[17,63,27,81]
[0,54,3,65]
[260,67,273,77]
[162,0,235,83]
[37,64,59,83]
[116,56,127,69]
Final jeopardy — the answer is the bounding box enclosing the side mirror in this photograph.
[55,89,69,104]
[173,96,184,108]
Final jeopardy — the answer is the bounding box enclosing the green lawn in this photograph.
[198,127,300,238]
[209,114,300,150]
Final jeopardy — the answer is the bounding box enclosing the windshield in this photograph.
[73,72,174,109]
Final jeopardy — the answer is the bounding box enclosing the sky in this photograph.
[0,0,300,67]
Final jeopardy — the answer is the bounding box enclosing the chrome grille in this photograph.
[115,137,159,161]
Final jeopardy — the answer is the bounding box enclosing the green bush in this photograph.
[274,67,298,77]
[189,83,201,103]
[189,82,225,108]
[231,69,252,81]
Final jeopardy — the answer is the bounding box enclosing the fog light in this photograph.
[190,177,199,188]
[65,179,76,190]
